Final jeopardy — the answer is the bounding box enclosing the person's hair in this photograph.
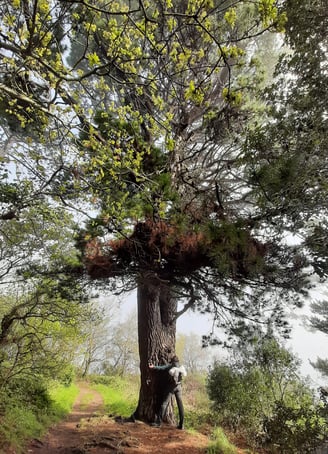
[171,355,179,364]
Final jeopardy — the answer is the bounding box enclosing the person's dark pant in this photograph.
[158,384,184,428]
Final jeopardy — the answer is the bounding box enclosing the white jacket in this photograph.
[169,365,187,383]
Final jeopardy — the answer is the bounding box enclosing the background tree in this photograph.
[101,311,139,376]
[245,0,328,381]
[0,199,96,388]
[176,333,211,373]
[76,304,113,378]
[246,0,328,272]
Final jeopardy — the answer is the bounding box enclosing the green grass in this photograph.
[49,382,80,419]
[207,427,238,454]
[92,375,139,417]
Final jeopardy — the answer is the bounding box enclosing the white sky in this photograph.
[177,305,328,386]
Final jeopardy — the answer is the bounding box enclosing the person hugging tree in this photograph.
[148,355,187,429]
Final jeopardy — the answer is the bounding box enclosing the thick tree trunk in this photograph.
[133,272,177,424]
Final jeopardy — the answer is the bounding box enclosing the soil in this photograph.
[26,383,211,454]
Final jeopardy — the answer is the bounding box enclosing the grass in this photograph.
[91,375,139,417]
[207,427,238,454]
[49,382,80,419]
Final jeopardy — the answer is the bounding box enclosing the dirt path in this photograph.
[26,383,210,454]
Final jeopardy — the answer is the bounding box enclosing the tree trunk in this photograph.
[133,272,177,423]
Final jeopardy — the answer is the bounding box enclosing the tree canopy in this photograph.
[0,0,327,344]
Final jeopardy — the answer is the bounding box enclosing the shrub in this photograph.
[56,364,76,386]
[88,374,114,386]
[6,376,52,412]
[0,379,79,453]
[264,398,328,453]
[206,363,266,436]
[206,338,328,452]
[206,364,238,411]
[0,405,44,453]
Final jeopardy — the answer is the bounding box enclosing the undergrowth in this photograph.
[0,382,79,453]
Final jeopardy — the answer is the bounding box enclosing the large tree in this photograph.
[73,0,291,422]
[1,0,327,425]
[80,0,327,422]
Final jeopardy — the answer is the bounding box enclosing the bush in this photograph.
[206,363,266,436]
[206,364,237,411]
[206,339,328,452]
[0,405,45,453]
[6,376,52,412]
[0,379,79,453]
[88,374,114,386]
[56,364,76,387]
[264,398,328,453]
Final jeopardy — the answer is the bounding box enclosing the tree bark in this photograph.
[133,272,177,423]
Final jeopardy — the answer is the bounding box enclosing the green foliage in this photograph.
[310,300,328,334]
[310,357,328,379]
[88,374,114,386]
[206,337,328,452]
[207,363,266,434]
[0,199,96,388]
[0,380,78,453]
[82,108,172,224]
[207,427,237,454]
[0,404,45,453]
[6,377,52,412]
[0,281,90,387]
[249,153,300,206]
[264,398,328,453]
[204,221,266,278]
[245,0,328,233]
